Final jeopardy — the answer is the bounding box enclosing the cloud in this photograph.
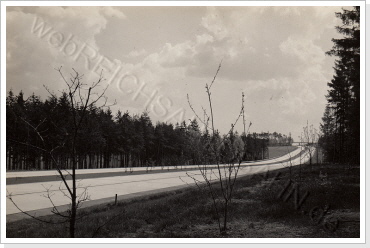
[6,7,127,96]
[155,42,195,68]
[200,7,230,40]
[143,6,340,85]
[125,49,147,58]
[100,6,126,19]
[6,6,344,139]
[129,6,341,130]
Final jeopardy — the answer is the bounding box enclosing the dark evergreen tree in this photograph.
[321,6,360,163]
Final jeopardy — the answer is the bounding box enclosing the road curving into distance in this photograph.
[6,146,315,222]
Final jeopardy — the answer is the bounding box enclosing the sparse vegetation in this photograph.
[187,62,250,235]
[7,68,113,238]
[5,6,361,240]
[7,163,360,238]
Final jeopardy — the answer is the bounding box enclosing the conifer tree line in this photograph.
[6,90,274,171]
[320,6,360,164]
[256,132,293,146]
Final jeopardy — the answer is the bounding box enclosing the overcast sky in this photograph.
[6,5,346,141]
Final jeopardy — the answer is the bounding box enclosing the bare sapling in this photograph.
[302,121,318,171]
[186,62,251,235]
[7,67,115,238]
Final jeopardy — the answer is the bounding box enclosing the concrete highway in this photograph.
[6,146,314,221]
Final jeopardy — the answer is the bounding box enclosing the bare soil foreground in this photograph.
[7,163,359,238]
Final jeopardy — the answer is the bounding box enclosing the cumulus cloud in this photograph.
[124,49,147,58]
[6,6,344,139]
[6,6,127,96]
[132,6,341,136]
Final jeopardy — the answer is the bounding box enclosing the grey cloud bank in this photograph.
[6,5,344,140]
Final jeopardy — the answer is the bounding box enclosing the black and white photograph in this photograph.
[1,1,364,242]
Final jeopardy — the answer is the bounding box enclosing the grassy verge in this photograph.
[7,163,360,238]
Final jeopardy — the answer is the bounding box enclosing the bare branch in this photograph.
[209,60,222,90]
[8,139,48,153]
[185,61,249,234]
[7,190,68,224]
[41,185,70,219]
[187,94,211,130]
